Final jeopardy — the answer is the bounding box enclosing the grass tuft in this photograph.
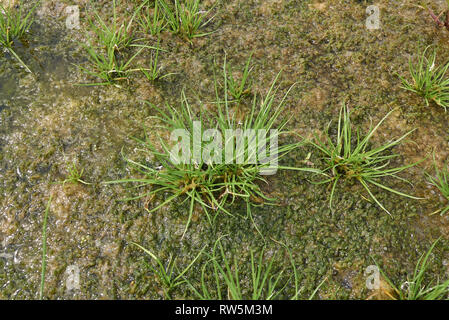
[158,0,215,40]
[399,46,449,111]
[79,0,144,85]
[134,237,327,300]
[60,161,91,186]
[224,53,254,102]
[136,0,166,36]
[106,70,317,237]
[426,154,449,216]
[0,1,39,72]
[137,40,176,82]
[376,238,449,300]
[308,104,422,214]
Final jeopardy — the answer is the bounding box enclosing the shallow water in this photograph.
[1,0,449,299]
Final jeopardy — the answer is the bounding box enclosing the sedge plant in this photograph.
[184,237,326,300]
[187,239,287,300]
[132,242,205,299]
[40,195,52,300]
[224,53,253,102]
[106,69,317,237]
[308,104,422,214]
[136,0,166,36]
[133,236,326,300]
[376,239,449,300]
[79,0,144,85]
[0,1,39,72]
[138,40,176,82]
[399,46,449,111]
[60,161,91,186]
[425,154,449,216]
[79,42,144,85]
[158,0,215,40]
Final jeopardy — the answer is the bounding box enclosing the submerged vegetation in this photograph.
[308,104,421,214]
